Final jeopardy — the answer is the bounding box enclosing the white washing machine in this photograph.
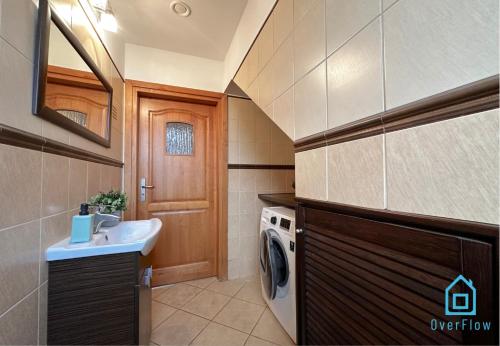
[259,207,296,343]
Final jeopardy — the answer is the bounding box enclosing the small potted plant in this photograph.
[89,190,127,227]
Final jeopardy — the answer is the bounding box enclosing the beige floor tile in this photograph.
[214,298,265,333]
[251,309,294,345]
[234,281,266,306]
[152,285,173,301]
[151,310,209,346]
[206,279,246,297]
[242,275,260,283]
[156,284,202,308]
[182,290,230,320]
[245,336,278,346]
[183,276,217,289]
[152,301,177,330]
[191,322,249,346]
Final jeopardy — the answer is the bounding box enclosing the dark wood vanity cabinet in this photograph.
[47,252,152,345]
[296,200,498,346]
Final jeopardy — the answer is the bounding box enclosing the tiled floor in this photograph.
[150,276,295,346]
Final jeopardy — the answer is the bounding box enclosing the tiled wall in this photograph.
[227,97,294,279]
[234,0,499,224]
[0,0,125,344]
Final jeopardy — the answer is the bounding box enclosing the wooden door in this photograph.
[138,97,218,285]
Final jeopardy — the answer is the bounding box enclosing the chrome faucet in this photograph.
[93,213,121,234]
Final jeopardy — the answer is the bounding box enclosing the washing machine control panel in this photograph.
[279,218,291,231]
[270,216,277,225]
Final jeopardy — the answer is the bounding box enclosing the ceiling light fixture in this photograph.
[90,0,118,32]
[170,1,191,17]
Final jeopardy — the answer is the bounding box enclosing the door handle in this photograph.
[140,177,154,202]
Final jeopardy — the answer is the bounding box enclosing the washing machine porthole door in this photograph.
[259,229,289,300]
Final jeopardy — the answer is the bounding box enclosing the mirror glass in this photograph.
[45,21,111,140]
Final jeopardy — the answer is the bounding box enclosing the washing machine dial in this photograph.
[270,216,277,225]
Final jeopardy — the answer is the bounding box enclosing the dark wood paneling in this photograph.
[228,164,295,170]
[295,75,499,152]
[258,193,296,209]
[296,202,498,345]
[0,123,123,167]
[47,252,147,345]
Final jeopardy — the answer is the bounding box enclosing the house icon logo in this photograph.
[445,275,476,316]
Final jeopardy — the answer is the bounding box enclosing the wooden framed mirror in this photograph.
[33,0,113,147]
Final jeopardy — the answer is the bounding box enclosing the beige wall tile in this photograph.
[273,87,294,140]
[228,215,239,240]
[0,290,38,346]
[41,121,70,145]
[0,220,40,317]
[68,159,88,209]
[239,257,259,278]
[38,282,48,345]
[247,79,259,106]
[0,39,42,136]
[229,117,239,142]
[294,0,321,24]
[328,135,384,208]
[239,170,256,192]
[295,147,327,200]
[239,192,256,215]
[293,0,325,81]
[387,109,499,224]
[272,36,294,100]
[327,19,384,129]
[239,214,259,237]
[326,0,381,55]
[228,236,239,261]
[258,62,274,108]
[294,62,327,139]
[0,145,42,229]
[383,0,398,10]
[228,192,239,216]
[40,212,70,283]
[384,0,499,109]
[229,141,239,164]
[258,14,274,70]
[254,141,272,164]
[228,259,240,280]
[239,141,256,164]
[0,0,37,61]
[255,170,273,193]
[228,170,239,192]
[274,0,293,48]
[87,162,101,199]
[246,45,260,87]
[42,153,69,217]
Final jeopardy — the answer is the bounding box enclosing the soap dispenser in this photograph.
[70,203,94,243]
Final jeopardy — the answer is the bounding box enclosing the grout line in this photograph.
[381,0,389,210]
[0,286,39,320]
[0,35,33,64]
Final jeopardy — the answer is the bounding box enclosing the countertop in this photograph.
[258,193,296,209]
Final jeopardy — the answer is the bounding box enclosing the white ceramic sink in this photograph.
[46,219,162,261]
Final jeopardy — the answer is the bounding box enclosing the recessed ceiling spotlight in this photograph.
[170,1,191,17]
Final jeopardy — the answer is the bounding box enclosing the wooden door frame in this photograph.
[124,79,228,280]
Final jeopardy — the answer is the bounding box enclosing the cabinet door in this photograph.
[296,206,497,345]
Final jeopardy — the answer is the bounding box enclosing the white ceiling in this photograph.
[111,0,248,60]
